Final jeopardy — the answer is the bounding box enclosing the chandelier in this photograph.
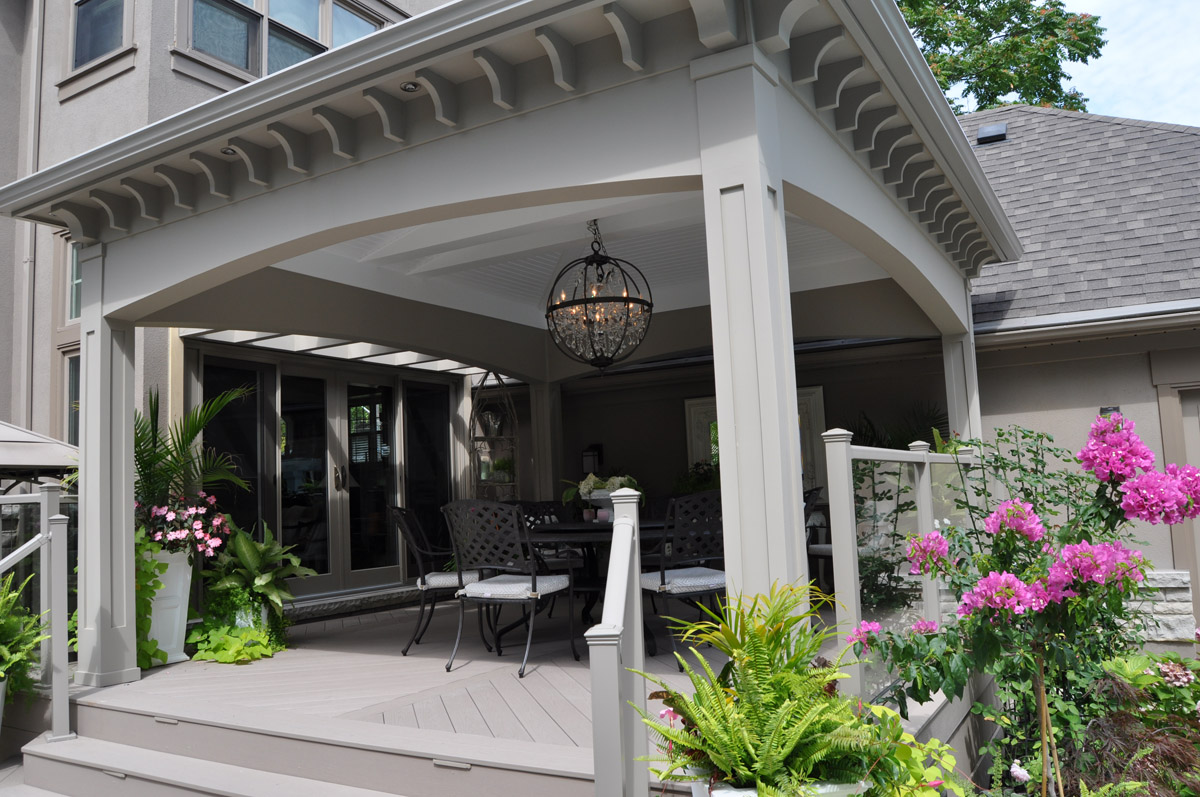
[545,221,653,371]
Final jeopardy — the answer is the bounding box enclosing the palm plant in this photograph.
[134,386,251,515]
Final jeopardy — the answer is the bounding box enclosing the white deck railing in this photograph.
[822,430,973,699]
[584,487,648,797]
[0,484,73,741]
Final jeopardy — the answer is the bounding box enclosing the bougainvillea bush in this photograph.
[851,416,1200,796]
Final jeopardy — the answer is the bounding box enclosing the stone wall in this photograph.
[1137,569,1196,644]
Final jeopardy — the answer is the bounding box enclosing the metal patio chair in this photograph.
[442,499,578,677]
[641,489,725,667]
[390,506,480,655]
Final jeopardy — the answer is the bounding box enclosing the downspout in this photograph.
[15,0,46,429]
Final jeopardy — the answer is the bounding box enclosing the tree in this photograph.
[897,0,1105,113]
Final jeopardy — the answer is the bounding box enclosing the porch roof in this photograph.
[0,0,1020,276]
[0,420,78,476]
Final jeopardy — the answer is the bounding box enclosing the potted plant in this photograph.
[637,583,962,797]
[562,473,640,520]
[0,573,48,733]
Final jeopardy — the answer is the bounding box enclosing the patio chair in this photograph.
[513,500,584,618]
[390,506,481,656]
[442,499,579,677]
[641,489,725,667]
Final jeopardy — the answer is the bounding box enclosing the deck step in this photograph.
[22,735,402,797]
[67,693,595,797]
[0,786,62,796]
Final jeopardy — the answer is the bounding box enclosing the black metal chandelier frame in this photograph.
[545,222,653,371]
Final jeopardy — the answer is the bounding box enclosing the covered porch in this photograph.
[0,0,1019,791]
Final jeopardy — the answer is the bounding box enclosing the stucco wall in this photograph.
[978,342,1176,568]
[0,2,26,426]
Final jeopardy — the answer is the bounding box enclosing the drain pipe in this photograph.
[14,0,46,429]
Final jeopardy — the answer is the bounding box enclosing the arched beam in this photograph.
[414,68,458,127]
[266,122,310,174]
[50,201,103,243]
[688,0,739,48]
[89,190,133,232]
[473,48,516,110]
[362,87,406,143]
[602,3,644,72]
[535,26,577,92]
[226,137,271,187]
[754,0,818,54]
[789,26,842,85]
[312,106,358,159]
[119,178,162,222]
[188,152,232,199]
[153,165,196,210]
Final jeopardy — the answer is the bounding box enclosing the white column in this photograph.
[694,47,807,597]
[528,382,563,502]
[942,331,982,441]
[76,244,140,687]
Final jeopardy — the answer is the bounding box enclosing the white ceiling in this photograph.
[270,191,889,328]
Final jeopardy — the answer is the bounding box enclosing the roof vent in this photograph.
[976,122,1007,145]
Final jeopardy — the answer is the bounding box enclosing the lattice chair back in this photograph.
[664,489,724,568]
[391,506,441,580]
[442,499,535,576]
[513,500,569,530]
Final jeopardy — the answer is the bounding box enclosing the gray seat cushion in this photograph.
[640,566,725,595]
[459,573,570,600]
[418,570,480,590]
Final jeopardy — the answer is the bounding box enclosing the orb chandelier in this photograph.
[545,220,653,371]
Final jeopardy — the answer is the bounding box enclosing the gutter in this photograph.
[830,0,1023,263]
[974,299,1200,349]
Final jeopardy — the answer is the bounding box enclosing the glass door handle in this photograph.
[333,465,343,492]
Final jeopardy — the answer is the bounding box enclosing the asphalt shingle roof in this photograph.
[960,105,1200,327]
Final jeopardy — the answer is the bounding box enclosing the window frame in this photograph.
[68,0,135,73]
[174,0,398,87]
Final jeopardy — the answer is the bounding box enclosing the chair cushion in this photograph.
[459,573,569,600]
[418,570,480,590]
[640,566,726,595]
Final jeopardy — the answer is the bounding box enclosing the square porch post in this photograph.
[693,48,808,597]
[942,329,982,442]
[528,381,563,502]
[76,244,140,687]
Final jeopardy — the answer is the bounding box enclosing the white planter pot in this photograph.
[0,678,7,736]
[149,550,192,665]
[583,489,614,517]
[710,781,869,797]
[234,604,270,629]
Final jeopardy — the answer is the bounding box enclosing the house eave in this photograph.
[974,299,1200,349]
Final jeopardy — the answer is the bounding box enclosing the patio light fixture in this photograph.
[545,220,653,371]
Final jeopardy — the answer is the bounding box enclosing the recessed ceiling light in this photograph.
[400,81,421,93]
[220,146,237,156]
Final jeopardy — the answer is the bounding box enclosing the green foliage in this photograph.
[203,523,316,618]
[187,625,276,664]
[1079,783,1149,797]
[134,527,168,669]
[897,0,1106,113]
[853,461,918,612]
[0,573,48,701]
[134,386,251,517]
[673,461,720,495]
[639,584,962,796]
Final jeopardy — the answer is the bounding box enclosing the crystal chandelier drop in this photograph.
[545,221,653,371]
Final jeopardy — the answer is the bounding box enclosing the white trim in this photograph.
[975,301,1200,349]
[976,297,1200,334]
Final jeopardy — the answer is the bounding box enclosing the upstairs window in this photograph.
[73,0,124,69]
[190,0,386,78]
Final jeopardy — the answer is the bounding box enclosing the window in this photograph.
[67,246,82,321]
[74,0,125,69]
[66,355,81,446]
[188,0,385,78]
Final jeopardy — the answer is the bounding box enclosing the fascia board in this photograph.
[0,0,587,219]
[829,0,1023,263]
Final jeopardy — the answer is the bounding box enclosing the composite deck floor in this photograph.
[94,601,704,750]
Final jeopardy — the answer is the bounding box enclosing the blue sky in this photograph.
[1064,0,1200,127]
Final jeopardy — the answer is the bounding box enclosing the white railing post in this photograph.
[822,429,863,697]
[907,442,941,623]
[38,484,61,685]
[585,487,647,797]
[45,512,74,742]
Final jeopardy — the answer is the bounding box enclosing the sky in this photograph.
[1053,0,1200,127]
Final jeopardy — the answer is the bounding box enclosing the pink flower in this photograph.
[1011,760,1031,784]
[907,531,950,575]
[846,621,882,649]
[1078,413,1155,483]
[958,572,1040,618]
[659,707,680,722]
[206,495,218,506]
[1120,470,1189,525]
[984,500,1046,543]
[212,514,224,526]
[192,519,204,531]
[1167,464,1200,519]
[911,620,939,635]
[1049,540,1144,589]
[165,510,176,522]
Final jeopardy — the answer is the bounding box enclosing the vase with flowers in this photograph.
[562,473,640,521]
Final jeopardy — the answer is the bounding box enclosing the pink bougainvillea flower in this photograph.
[1167,463,1200,519]
[984,500,1046,543]
[958,571,1044,618]
[910,620,939,635]
[906,531,950,575]
[846,621,882,650]
[1049,540,1144,590]
[1120,470,1189,525]
[1077,412,1155,483]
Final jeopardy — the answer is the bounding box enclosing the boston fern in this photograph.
[0,573,48,700]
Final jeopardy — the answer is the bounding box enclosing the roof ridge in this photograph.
[962,104,1200,137]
